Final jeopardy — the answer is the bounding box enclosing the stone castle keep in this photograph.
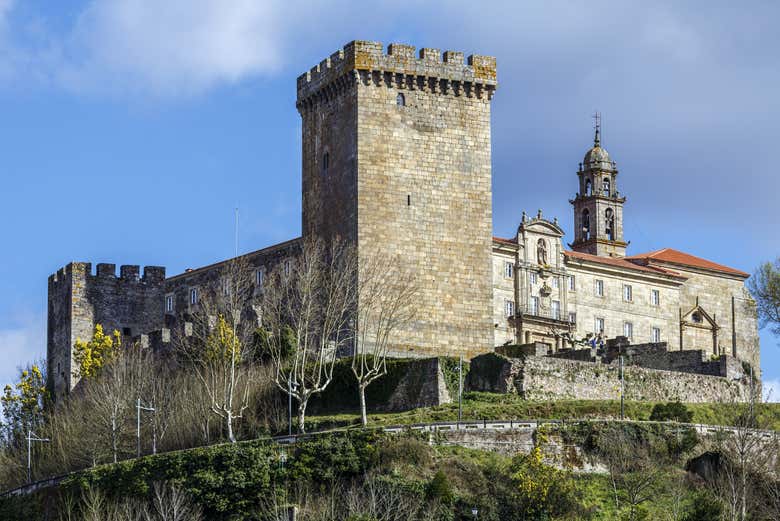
[47,40,760,402]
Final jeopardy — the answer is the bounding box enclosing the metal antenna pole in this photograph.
[234,207,239,258]
[458,355,463,424]
[136,397,156,458]
[619,354,625,420]
[26,430,50,483]
[137,397,141,458]
[288,374,293,437]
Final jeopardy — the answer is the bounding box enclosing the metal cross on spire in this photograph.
[592,111,601,147]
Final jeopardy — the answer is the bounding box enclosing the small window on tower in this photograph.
[585,178,592,196]
[603,177,611,196]
[582,209,591,240]
[396,93,405,107]
[605,208,614,241]
[322,152,330,175]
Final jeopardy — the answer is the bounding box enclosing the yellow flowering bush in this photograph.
[1,364,47,446]
[73,324,121,379]
[509,446,578,518]
[206,315,241,363]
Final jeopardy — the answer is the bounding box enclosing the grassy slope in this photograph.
[306,392,780,432]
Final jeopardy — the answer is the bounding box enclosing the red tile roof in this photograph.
[492,236,517,246]
[564,250,685,278]
[625,248,749,278]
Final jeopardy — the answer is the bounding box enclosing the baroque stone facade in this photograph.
[47,40,760,402]
[490,129,760,377]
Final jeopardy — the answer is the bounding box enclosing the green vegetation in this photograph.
[304,392,780,432]
[4,419,770,520]
[650,401,694,423]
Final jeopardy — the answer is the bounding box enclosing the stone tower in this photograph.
[296,41,498,357]
[47,263,166,399]
[569,120,627,257]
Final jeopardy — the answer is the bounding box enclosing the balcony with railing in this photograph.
[517,304,575,325]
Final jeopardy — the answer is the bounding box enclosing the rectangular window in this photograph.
[504,262,514,279]
[651,289,660,306]
[624,321,633,339]
[284,259,291,276]
[551,300,561,320]
[256,268,265,286]
[529,272,538,285]
[652,327,661,343]
[552,277,559,289]
[595,317,605,334]
[568,312,577,324]
[623,284,633,302]
[595,279,604,297]
[530,296,540,315]
[568,275,576,291]
[190,288,198,305]
[222,279,231,296]
[505,299,515,317]
[165,295,174,313]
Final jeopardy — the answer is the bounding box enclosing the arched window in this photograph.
[582,209,590,240]
[396,93,405,107]
[605,208,614,241]
[322,152,330,175]
[602,177,611,196]
[585,178,592,196]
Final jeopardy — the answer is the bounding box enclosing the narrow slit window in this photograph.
[396,92,405,106]
[407,194,411,206]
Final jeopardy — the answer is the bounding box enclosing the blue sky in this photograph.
[0,0,778,397]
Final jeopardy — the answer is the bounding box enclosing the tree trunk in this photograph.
[298,399,308,434]
[111,416,118,464]
[359,383,368,427]
[226,411,236,443]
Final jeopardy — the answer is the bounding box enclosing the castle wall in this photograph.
[47,262,166,398]
[467,353,751,403]
[161,239,300,336]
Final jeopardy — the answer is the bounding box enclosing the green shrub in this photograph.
[427,470,454,503]
[650,402,694,423]
[683,490,723,521]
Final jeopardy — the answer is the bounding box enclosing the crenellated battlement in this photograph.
[49,262,166,285]
[296,40,497,110]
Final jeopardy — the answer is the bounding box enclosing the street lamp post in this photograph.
[26,430,50,483]
[136,397,156,458]
[471,506,479,519]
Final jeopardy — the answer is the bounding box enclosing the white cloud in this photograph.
[0,315,46,388]
[763,379,780,403]
[58,0,288,96]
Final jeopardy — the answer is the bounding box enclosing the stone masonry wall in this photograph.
[47,262,166,399]
[298,41,498,360]
[467,353,750,403]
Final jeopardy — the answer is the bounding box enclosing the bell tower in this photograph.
[569,114,627,257]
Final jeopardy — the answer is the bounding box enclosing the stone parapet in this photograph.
[297,40,496,110]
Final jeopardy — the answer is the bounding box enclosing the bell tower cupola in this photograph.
[569,114,628,257]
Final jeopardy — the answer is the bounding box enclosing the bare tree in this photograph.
[263,237,356,433]
[598,427,663,521]
[178,257,256,443]
[711,386,774,521]
[82,343,149,463]
[351,251,418,426]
